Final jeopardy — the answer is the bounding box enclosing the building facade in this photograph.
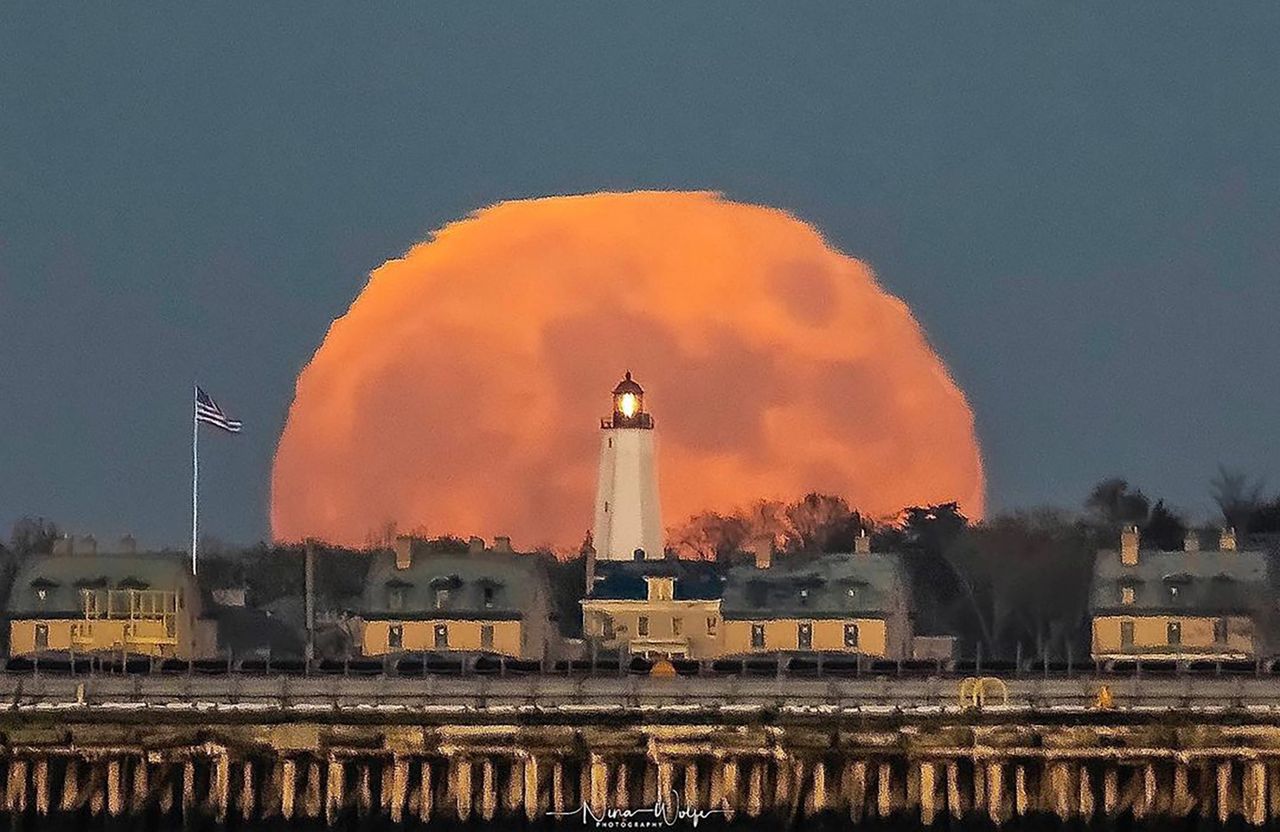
[720,533,914,659]
[359,536,558,661]
[582,534,914,661]
[1090,526,1270,661]
[582,559,726,659]
[6,535,217,659]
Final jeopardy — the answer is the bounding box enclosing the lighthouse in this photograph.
[592,371,663,561]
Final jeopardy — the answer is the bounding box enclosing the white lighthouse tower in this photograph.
[592,371,663,561]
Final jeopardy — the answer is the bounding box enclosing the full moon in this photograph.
[271,192,985,549]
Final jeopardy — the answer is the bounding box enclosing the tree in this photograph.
[1085,478,1150,529]
[9,516,60,557]
[946,510,1095,660]
[893,503,969,637]
[1211,466,1266,533]
[1143,499,1188,551]
[784,493,857,553]
[669,512,751,561]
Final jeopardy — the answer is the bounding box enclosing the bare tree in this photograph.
[1210,465,1265,533]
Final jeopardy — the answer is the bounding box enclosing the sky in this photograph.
[2,6,1278,549]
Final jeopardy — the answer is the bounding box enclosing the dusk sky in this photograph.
[2,7,1278,549]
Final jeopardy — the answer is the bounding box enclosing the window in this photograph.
[601,615,615,640]
[481,624,494,650]
[35,589,47,603]
[751,623,766,649]
[706,617,718,636]
[1167,621,1181,646]
[799,589,809,606]
[434,623,449,649]
[1120,620,1135,648]
[637,616,650,637]
[482,586,495,609]
[604,501,609,513]
[1214,618,1228,645]
[797,622,813,650]
[844,623,859,648]
[434,589,449,610]
[34,623,48,651]
[1120,586,1135,605]
[388,587,405,611]
[672,617,683,636]
[388,624,403,650]
[1169,586,1179,600]
[646,577,674,601]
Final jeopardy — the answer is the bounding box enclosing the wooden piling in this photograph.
[453,758,472,821]
[34,758,48,816]
[280,758,296,820]
[746,760,764,818]
[420,759,435,823]
[721,758,738,819]
[325,759,343,824]
[1245,760,1267,827]
[240,760,255,822]
[523,756,540,821]
[918,761,936,826]
[390,756,408,823]
[684,760,699,811]
[59,759,79,813]
[986,762,1004,825]
[878,761,894,818]
[946,762,962,820]
[1218,760,1233,825]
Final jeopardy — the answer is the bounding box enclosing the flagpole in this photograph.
[191,384,199,575]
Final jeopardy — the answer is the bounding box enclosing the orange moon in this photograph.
[271,192,984,549]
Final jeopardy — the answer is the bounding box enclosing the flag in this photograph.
[195,387,243,433]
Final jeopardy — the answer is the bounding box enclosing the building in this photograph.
[720,532,914,659]
[359,536,558,661]
[592,372,663,561]
[7,535,217,659]
[1090,526,1271,661]
[581,558,727,659]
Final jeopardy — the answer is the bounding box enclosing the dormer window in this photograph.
[645,577,674,602]
[483,586,495,608]
[1169,586,1179,600]
[1121,586,1135,605]
[434,588,449,609]
[799,589,810,606]
[389,587,405,611]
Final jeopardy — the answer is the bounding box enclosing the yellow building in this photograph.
[719,534,914,660]
[359,536,558,661]
[582,560,726,659]
[7,536,217,659]
[582,535,915,661]
[1090,527,1269,661]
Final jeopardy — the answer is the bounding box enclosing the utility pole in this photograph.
[304,540,316,667]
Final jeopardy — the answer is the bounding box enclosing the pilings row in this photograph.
[4,726,1280,824]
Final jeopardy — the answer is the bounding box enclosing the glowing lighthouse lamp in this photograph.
[593,372,663,561]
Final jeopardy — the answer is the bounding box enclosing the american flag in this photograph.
[195,387,243,433]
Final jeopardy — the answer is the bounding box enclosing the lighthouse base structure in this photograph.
[592,427,663,561]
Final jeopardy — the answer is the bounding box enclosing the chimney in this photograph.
[750,537,773,570]
[76,534,97,557]
[119,534,137,555]
[1182,530,1200,553]
[393,535,413,570]
[493,536,513,553]
[854,528,872,555]
[467,536,485,554]
[1120,525,1140,566]
[1220,527,1238,552]
[52,536,71,557]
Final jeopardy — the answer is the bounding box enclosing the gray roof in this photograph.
[1091,547,1270,615]
[589,559,728,601]
[721,551,911,620]
[361,549,551,620]
[7,552,201,618]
